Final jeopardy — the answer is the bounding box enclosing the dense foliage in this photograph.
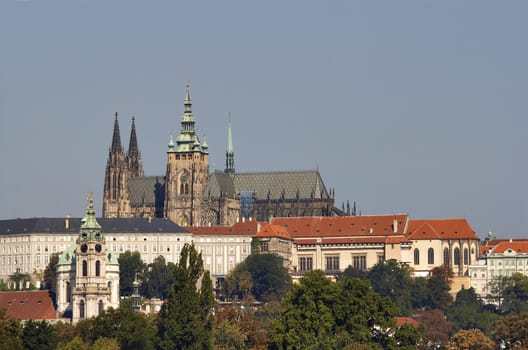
[5,257,528,349]
[158,243,215,350]
[224,253,292,302]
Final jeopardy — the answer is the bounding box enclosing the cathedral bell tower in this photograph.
[71,194,119,323]
[164,82,209,226]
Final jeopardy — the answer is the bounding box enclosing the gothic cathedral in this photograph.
[102,82,339,226]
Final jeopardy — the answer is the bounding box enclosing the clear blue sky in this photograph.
[1,1,526,239]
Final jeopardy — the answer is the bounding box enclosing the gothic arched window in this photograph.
[95,260,101,277]
[464,248,469,265]
[414,248,420,265]
[454,247,461,266]
[82,260,88,277]
[180,184,185,195]
[184,183,189,195]
[428,248,434,264]
[443,248,449,265]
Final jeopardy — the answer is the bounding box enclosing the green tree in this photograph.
[503,273,528,314]
[447,287,498,334]
[42,252,60,305]
[213,307,248,350]
[75,307,158,350]
[426,274,452,310]
[341,265,368,280]
[0,308,23,350]
[56,336,89,350]
[22,319,58,350]
[224,263,253,301]
[243,253,292,302]
[142,255,176,299]
[91,337,120,350]
[367,259,414,315]
[268,271,402,349]
[492,312,528,348]
[158,243,215,350]
[487,275,511,311]
[268,270,340,349]
[118,251,147,296]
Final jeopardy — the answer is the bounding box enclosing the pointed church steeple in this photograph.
[225,114,235,174]
[111,112,123,153]
[128,117,139,157]
[103,112,130,218]
[127,116,144,177]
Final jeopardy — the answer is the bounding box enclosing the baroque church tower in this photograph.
[164,82,209,226]
[57,195,120,323]
[103,114,143,218]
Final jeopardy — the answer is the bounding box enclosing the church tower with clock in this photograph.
[57,195,120,323]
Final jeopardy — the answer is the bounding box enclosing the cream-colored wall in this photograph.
[291,244,386,274]
[409,240,443,277]
[193,234,252,279]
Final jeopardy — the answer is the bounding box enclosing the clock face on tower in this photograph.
[95,244,102,253]
[80,244,88,253]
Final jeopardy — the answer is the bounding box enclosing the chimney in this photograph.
[393,219,398,233]
[65,214,71,230]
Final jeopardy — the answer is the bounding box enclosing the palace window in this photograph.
[299,257,313,272]
[95,260,101,277]
[82,260,88,277]
[325,256,339,272]
[353,255,367,271]
[261,241,269,252]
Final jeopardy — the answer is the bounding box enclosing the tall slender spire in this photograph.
[225,114,235,174]
[127,116,144,177]
[128,116,139,157]
[111,112,123,153]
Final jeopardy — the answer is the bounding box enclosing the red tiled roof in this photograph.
[407,219,478,240]
[271,215,409,238]
[254,224,292,240]
[395,316,420,327]
[294,235,410,246]
[490,241,528,254]
[185,220,261,236]
[0,290,56,320]
[485,238,528,247]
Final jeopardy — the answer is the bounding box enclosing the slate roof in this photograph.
[128,176,165,206]
[0,217,189,235]
[407,219,479,240]
[203,171,237,198]
[232,170,329,200]
[0,290,56,320]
